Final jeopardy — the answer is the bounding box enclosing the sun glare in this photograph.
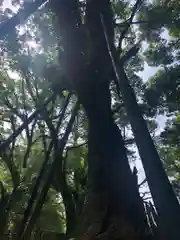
[26,40,38,49]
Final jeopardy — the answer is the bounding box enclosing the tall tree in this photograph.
[0,0,180,239]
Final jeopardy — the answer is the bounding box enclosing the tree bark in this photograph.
[49,1,152,239]
[80,79,150,239]
[101,20,180,238]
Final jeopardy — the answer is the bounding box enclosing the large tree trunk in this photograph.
[49,0,151,239]
[79,79,150,239]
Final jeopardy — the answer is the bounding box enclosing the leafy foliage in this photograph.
[0,0,179,238]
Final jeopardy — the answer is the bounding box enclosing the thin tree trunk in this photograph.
[18,102,79,240]
[54,167,76,234]
[101,16,180,239]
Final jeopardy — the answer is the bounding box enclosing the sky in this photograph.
[3,0,16,11]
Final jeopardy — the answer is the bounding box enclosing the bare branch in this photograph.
[118,0,145,51]
[139,178,147,188]
[143,196,152,201]
[140,191,150,198]
[124,138,135,145]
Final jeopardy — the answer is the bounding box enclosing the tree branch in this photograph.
[139,178,147,188]
[18,94,72,239]
[18,139,54,239]
[21,101,79,239]
[23,119,37,168]
[64,141,88,160]
[118,0,145,51]
[0,93,56,155]
[117,19,180,27]
[120,44,140,64]
[0,0,47,40]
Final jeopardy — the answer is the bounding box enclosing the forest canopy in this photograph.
[0,0,179,239]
